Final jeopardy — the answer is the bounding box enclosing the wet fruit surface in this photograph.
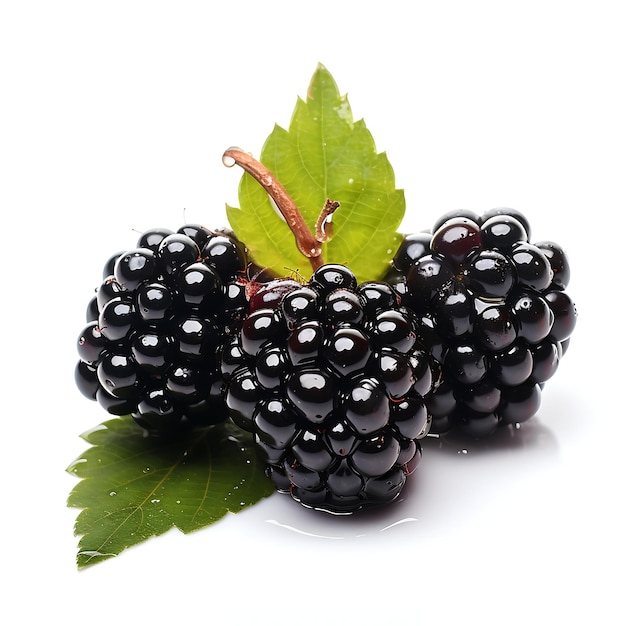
[388,209,576,438]
[75,224,249,434]
[223,263,437,513]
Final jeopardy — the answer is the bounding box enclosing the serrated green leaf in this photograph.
[227,63,405,283]
[67,417,274,569]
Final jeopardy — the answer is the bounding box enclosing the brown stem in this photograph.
[316,199,340,242]
[223,147,323,271]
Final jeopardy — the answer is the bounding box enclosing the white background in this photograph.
[1,1,624,624]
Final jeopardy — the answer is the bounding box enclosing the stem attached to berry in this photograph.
[223,147,324,271]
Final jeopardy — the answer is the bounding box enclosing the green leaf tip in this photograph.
[67,416,274,569]
[225,64,406,283]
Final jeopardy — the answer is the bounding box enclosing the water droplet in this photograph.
[143,467,151,473]
[261,174,273,186]
[222,152,237,167]
[79,549,117,559]
[109,491,117,496]
[176,500,181,505]
[335,101,351,121]
[348,178,354,184]
[458,449,468,455]
[150,499,160,504]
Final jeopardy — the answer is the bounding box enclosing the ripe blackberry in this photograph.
[387,209,577,438]
[221,264,438,514]
[74,224,249,435]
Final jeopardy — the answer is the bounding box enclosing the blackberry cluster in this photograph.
[221,264,437,514]
[387,208,577,438]
[74,224,248,434]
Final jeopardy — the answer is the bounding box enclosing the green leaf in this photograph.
[227,63,405,283]
[67,417,274,569]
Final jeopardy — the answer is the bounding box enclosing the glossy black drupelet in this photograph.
[221,264,437,514]
[387,209,577,438]
[74,224,248,434]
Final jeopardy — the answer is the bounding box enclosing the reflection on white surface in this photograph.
[266,515,420,539]
[265,519,346,539]
[257,417,560,542]
[379,517,419,532]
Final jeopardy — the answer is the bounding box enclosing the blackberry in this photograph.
[74,224,249,435]
[221,264,438,514]
[387,209,577,438]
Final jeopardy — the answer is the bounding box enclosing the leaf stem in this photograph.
[223,147,323,271]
